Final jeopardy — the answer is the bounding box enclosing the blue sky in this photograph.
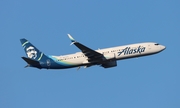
[0,0,179,108]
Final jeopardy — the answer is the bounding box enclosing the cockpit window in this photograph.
[155,43,159,45]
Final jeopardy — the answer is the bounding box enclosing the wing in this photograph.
[67,34,104,62]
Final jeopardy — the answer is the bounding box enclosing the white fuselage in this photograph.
[51,42,165,67]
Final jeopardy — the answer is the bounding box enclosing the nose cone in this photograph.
[160,45,166,51]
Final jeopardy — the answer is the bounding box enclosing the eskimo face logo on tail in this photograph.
[26,46,37,59]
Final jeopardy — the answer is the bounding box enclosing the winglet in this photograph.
[67,34,76,45]
[68,34,75,42]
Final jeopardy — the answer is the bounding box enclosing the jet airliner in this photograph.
[20,34,166,70]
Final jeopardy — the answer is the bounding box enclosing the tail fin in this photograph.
[20,38,45,61]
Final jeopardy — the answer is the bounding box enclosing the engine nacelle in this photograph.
[101,60,117,68]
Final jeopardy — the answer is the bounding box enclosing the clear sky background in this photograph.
[0,0,179,108]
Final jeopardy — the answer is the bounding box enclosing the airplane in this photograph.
[20,34,166,70]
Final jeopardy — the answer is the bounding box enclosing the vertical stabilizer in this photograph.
[20,38,46,61]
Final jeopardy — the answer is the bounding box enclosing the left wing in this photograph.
[67,34,104,62]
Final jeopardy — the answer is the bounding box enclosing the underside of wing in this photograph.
[74,42,104,61]
[67,34,104,62]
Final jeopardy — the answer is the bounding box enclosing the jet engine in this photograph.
[101,60,117,68]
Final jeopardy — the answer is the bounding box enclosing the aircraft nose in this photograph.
[160,45,166,51]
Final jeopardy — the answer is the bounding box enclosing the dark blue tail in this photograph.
[20,38,52,66]
[20,38,53,69]
[20,38,46,61]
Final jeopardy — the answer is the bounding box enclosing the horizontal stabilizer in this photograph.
[21,57,42,69]
[22,57,39,64]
